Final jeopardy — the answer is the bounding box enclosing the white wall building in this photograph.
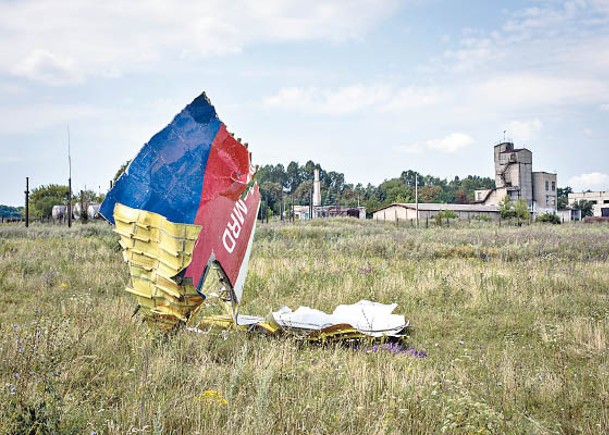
[568,191,609,218]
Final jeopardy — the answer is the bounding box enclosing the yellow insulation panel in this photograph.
[113,203,204,329]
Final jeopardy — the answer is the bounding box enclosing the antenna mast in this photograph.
[415,173,419,229]
[67,125,72,228]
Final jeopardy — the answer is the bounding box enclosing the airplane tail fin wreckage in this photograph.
[100,92,409,343]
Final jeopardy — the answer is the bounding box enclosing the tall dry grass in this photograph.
[0,219,608,433]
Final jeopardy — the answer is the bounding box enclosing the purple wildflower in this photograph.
[364,343,427,358]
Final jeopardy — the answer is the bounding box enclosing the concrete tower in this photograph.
[494,142,533,206]
[313,169,322,207]
[475,141,557,212]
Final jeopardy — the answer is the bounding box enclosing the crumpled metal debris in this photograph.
[101,92,411,343]
[272,300,409,337]
[100,92,259,328]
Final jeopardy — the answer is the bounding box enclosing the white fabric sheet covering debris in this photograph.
[272,300,409,337]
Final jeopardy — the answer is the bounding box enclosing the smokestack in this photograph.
[313,168,321,207]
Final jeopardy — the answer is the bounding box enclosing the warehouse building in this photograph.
[372,203,500,222]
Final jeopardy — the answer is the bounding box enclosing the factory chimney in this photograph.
[313,168,322,207]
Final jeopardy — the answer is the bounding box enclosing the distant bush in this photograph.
[432,210,458,227]
[537,213,561,224]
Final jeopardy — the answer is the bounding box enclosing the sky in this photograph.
[1,0,608,206]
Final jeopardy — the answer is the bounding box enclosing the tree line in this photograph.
[256,161,496,216]
[1,162,595,221]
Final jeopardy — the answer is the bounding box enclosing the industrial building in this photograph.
[293,205,366,219]
[568,191,609,218]
[293,169,366,220]
[373,140,557,223]
[474,141,557,213]
[372,203,500,222]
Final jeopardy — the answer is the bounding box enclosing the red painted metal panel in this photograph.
[185,124,259,291]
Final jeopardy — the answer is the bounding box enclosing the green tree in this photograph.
[379,178,412,204]
[499,195,515,219]
[499,196,529,223]
[419,185,443,202]
[0,205,23,219]
[254,162,497,215]
[74,189,105,220]
[436,210,458,226]
[77,189,104,204]
[572,199,594,217]
[400,170,424,188]
[537,213,561,224]
[514,199,530,223]
[285,161,303,193]
[114,160,131,182]
[557,186,572,210]
[30,184,69,219]
[457,175,495,203]
[293,180,313,205]
[303,160,317,178]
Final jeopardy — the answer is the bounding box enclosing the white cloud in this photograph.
[506,118,543,141]
[474,74,607,107]
[317,84,391,115]
[600,103,609,111]
[399,133,474,155]
[434,1,609,111]
[0,0,400,84]
[590,0,609,14]
[382,87,444,111]
[12,50,82,85]
[0,156,22,164]
[263,87,314,111]
[0,103,102,135]
[263,84,390,114]
[394,144,422,154]
[568,172,609,191]
[441,37,497,73]
[425,133,474,153]
[263,84,442,115]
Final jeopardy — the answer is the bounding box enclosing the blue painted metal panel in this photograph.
[100,93,222,224]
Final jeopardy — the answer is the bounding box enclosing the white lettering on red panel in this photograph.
[222,198,248,254]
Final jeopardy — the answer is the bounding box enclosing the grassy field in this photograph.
[0,219,608,434]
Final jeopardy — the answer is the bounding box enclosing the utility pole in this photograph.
[280,187,284,222]
[309,178,313,220]
[415,173,419,229]
[67,125,72,228]
[25,177,29,227]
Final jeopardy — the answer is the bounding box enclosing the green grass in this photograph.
[0,220,608,434]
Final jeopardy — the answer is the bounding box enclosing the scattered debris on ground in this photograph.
[99,92,412,347]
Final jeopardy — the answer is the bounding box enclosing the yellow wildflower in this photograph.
[197,389,228,406]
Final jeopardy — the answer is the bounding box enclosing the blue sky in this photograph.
[1,0,608,206]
